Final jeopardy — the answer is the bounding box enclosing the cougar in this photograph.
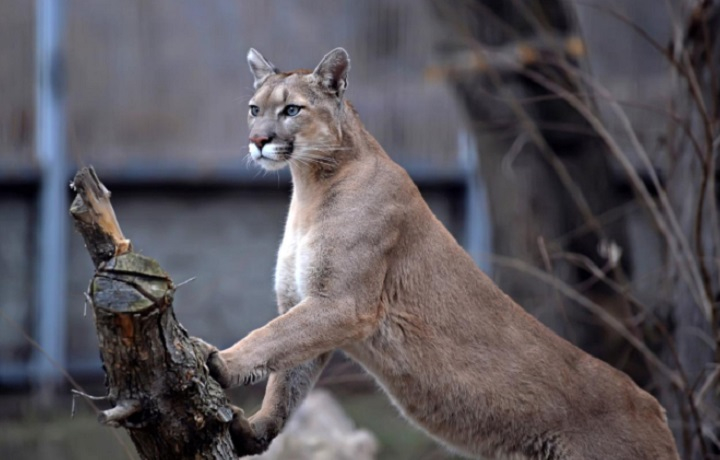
[196,48,680,460]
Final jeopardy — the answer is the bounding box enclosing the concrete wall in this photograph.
[1,185,464,377]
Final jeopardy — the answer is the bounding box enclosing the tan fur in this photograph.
[202,48,680,459]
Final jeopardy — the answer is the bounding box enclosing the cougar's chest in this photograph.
[274,221,316,308]
[274,185,336,309]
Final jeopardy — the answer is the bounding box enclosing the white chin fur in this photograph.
[249,143,288,171]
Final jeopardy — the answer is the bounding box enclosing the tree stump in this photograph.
[70,166,237,460]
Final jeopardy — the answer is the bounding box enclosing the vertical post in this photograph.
[33,0,68,389]
[458,130,492,273]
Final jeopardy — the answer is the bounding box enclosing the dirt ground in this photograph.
[0,385,459,460]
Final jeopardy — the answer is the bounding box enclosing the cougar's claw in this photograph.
[229,406,279,457]
[190,337,233,388]
[190,337,218,360]
[242,367,270,386]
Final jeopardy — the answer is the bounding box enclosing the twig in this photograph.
[174,276,197,289]
[520,65,713,320]
[98,400,142,427]
[537,237,575,343]
[71,388,111,401]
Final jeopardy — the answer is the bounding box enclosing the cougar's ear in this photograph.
[313,48,350,98]
[247,48,278,89]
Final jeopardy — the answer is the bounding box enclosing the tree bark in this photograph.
[69,166,237,460]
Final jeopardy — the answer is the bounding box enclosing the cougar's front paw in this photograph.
[228,406,279,457]
[190,337,219,360]
[217,349,271,387]
[206,350,235,388]
[190,337,234,388]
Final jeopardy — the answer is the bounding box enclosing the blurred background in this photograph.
[0,1,718,459]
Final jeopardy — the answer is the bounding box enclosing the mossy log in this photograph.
[69,166,237,460]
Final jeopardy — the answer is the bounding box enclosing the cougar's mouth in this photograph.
[248,142,293,171]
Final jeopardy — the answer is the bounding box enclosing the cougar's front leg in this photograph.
[194,328,333,456]
[228,287,333,456]
[208,296,378,388]
[230,352,331,456]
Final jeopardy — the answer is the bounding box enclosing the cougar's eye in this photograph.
[249,105,259,117]
[283,105,302,117]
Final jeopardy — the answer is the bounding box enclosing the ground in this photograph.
[0,387,462,460]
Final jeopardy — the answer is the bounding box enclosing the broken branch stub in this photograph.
[70,167,131,266]
[69,166,237,460]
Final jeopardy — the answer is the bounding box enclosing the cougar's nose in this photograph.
[249,135,271,150]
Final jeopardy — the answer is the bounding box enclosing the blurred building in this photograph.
[0,1,480,387]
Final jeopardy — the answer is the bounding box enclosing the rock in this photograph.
[252,390,378,460]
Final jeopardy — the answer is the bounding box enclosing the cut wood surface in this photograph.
[70,166,237,460]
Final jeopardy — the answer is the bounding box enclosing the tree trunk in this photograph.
[70,166,237,460]
[428,0,639,376]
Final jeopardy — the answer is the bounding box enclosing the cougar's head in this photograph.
[246,48,350,171]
